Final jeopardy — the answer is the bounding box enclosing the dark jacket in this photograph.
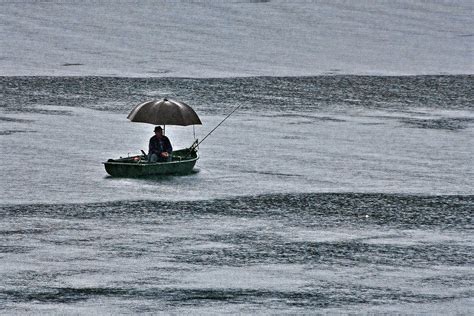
[148,135,172,156]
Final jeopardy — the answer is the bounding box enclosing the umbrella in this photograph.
[127,98,202,126]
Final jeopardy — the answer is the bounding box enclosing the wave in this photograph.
[1,76,473,116]
[2,285,467,308]
[2,193,472,229]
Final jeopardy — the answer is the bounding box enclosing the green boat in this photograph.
[104,148,198,177]
[104,98,203,178]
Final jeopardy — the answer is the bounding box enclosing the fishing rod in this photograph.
[189,103,244,151]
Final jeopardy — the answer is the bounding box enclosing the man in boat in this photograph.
[148,126,173,162]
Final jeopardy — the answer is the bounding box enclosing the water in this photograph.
[1,76,473,203]
[1,76,473,314]
[1,1,472,77]
[0,194,472,314]
[2,0,473,313]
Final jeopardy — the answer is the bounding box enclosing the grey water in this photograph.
[1,76,473,314]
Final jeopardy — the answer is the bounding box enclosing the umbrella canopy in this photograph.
[127,98,202,126]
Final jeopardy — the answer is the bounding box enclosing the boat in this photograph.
[103,98,239,178]
[104,147,198,177]
[103,98,202,177]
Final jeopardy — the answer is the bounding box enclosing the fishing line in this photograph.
[194,103,243,148]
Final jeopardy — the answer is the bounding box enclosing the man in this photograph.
[148,126,172,162]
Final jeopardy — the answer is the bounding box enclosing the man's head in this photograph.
[154,126,163,136]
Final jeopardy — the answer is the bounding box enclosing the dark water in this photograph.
[0,194,473,314]
[1,76,473,112]
[0,76,473,314]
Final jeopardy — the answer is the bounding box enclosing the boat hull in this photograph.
[103,149,198,177]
